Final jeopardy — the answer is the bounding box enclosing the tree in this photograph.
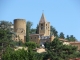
[50,26,58,37]
[0,21,13,31]
[0,29,15,57]
[59,32,65,39]
[69,35,77,41]
[30,28,36,34]
[27,21,33,33]
[66,35,69,40]
[2,46,43,60]
[0,20,14,47]
[25,41,37,49]
[36,24,39,34]
[0,29,14,46]
[44,38,78,60]
[26,21,33,42]
[26,24,30,42]
[66,35,77,42]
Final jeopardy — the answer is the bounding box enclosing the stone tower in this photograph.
[39,13,50,36]
[14,19,26,43]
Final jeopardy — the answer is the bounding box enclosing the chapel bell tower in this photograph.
[39,13,50,36]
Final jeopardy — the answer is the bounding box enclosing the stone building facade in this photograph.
[29,13,55,45]
[12,13,80,50]
[12,19,26,43]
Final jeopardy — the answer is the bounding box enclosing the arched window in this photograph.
[41,24,43,26]
[46,24,47,26]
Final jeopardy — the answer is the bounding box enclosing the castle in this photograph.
[12,13,80,50]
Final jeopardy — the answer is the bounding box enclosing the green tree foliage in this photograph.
[26,26,30,42]
[25,41,37,49]
[27,21,33,33]
[0,21,13,44]
[30,28,36,34]
[2,47,44,60]
[0,29,14,48]
[66,35,69,40]
[0,29,7,39]
[0,21,15,58]
[59,32,65,39]
[50,26,58,37]
[0,21,13,31]
[36,24,39,34]
[66,35,77,41]
[26,21,33,42]
[69,35,77,41]
[2,48,28,60]
[44,38,78,60]
[0,29,16,59]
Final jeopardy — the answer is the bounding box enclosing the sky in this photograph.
[0,0,80,41]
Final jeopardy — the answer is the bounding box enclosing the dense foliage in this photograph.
[59,32,65,39]
[2,46,44,60]
[26,21,32,42]
[2,38,80,60]
[44,38,79,60]
[25,41,37,49]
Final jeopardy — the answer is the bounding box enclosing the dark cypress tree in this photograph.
[26,21,33,42]
[69,35,77,41]
[26,24,30,42]
[66,35,70,41]
[36,24,39,34]
[59,32,65,39]
[50,26,58,37]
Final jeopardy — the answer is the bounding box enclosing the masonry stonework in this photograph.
[13,19,26,43]
[12,13,80,50]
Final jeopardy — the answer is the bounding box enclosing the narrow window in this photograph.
[41,24,43,26]
[35,37,36,38]
[46,24,47,26]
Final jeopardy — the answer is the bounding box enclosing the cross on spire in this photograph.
[42,10,44,14]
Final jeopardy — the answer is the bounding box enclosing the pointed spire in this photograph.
[39,12,47,23]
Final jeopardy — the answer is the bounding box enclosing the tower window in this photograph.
[46,24,47,26]
[35,37,36,39]
[41,24,43,26]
